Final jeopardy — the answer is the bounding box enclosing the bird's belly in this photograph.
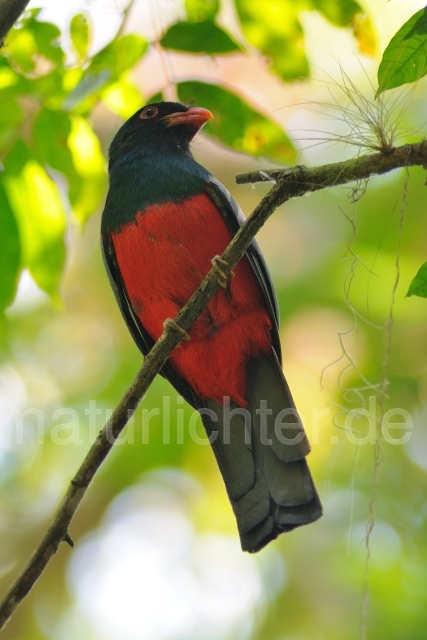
[111,193,271,404]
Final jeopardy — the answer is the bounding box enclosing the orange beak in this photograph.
[164,107,213,133]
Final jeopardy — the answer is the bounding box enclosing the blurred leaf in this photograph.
[178,81,296,163]
[3,141,66,299]
[350,12,376,56]
[6,9,64,72]
[378,7,427,94]
[0,65,18,89]
[0,91,23,146]
[311,0,361,26]
[31,14,64,65]
[102,74,143,118]
[63,70,110,111]
[0,182,21,312]
[146,90,164,104]
[234,0,308,81]
[33,109,73,169]
[33,109,105,224]
[406,262,427,299]
[70,13,90,59]
[161,21,241,54]
[64,34,148,109]
[6,21,38,73]
[311,0,376,55]
[185,0,219,21]
[33,108,81,205]
[67,116,107,224]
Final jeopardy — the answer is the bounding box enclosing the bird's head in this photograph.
[108,101,213,170]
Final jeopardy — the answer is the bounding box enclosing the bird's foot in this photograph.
[164,318,191,341]
[211,255,235,288]
[63,533,74,548]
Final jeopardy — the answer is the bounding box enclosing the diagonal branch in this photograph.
[0,0,31,45]
[1,140,426,630]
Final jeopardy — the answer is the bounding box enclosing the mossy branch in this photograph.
[0,141,426,630]
[236,141,427,188]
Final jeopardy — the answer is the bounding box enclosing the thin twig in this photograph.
[0,141,426,630]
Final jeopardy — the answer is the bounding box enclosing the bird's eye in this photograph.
[140,106,159,120]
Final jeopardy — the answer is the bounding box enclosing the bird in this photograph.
[101,101,322,552]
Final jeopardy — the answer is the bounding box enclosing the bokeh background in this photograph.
[1,1,427,638]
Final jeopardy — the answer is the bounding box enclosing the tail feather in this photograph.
[200,351,322,552]
[247,353,311,463]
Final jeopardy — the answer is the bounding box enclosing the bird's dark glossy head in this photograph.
[108,101,213,170]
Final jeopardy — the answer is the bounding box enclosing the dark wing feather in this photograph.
[205,177,282,364]
[101,233,198,407]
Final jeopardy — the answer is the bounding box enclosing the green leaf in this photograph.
[378,7,427,94]
[178,81,296,163]
[406,262,427,299]
[91,34,148,75]
[31,16,64,65]
[185,0,219,22]
[64,34,148,109]
[70,13,90,59]
[33,109,74,174]
[161,21,241,54]
[3,141,66,299]
[234,0,308,81]
[0,182,21,312]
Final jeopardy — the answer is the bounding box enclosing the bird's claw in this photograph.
[211,255,235,288]
[63,533,74,548]
[164,318,190,341]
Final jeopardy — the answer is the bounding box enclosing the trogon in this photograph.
[101,101,322,552]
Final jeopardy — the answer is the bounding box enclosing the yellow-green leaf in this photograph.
[3,141,66,299]
[351,12,376,56]
[102,75,143,118]
[70,13,90,59]
[178,81,296,163]
[185,0,219,22]
[234,0,308,81]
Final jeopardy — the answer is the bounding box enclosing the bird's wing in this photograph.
[101,233,198,407]
[205,176,282,364]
